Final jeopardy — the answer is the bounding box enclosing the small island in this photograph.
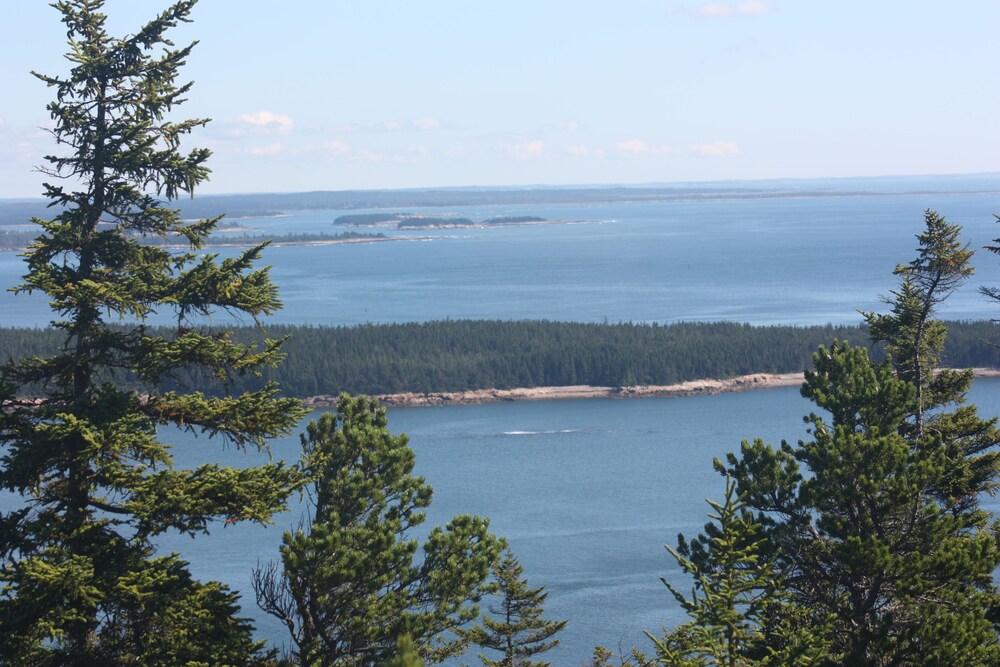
[0,229,391,251]
[334,212,550,230]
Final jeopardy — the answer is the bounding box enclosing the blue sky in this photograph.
[0,0,997,197]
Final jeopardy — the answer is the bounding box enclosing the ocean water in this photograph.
[153,379,1000,664]
[1,175,1000,662]
[1,179,999,328]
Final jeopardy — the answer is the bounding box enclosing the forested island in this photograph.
[0,229,388,251]
[3,319,997,400]
[334,212,549,229]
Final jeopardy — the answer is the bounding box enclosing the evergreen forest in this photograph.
[1,319,998,398]
[1,1,1000,666]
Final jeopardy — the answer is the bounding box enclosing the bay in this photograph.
[154,378,1000,664]
[2,178,999,328]
[2,175,1000,662]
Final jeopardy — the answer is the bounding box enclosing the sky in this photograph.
[0,0,997,198]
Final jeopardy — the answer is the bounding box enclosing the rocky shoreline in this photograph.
[299,372,806,409]
[297,368,1000,410]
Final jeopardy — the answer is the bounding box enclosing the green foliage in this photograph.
[7,319,998,399]
[981,213,1000,329]
[253,394,503,666]
[648,477,830,667]
[716,213,1000,665]
[0,1,304,663]
[334,212,412,226]
[586,645,649,667]
[864,210,975,433]
[397,217,475,228]
[458,549,567,667]
[386,636,425,667]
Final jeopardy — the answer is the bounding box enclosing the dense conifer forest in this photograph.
[2,319,997,397]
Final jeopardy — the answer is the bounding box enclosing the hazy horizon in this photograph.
[1,1,997,199]
[1,170,997,204]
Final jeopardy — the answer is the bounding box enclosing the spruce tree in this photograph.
[718,213,1000,665]
[253,394,503,666]
[0,1,304,663]
[981,213,1000,321]
[459,549,568,667]
[649,478,831,667]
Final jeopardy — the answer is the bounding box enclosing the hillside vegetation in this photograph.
[3,319,997,397]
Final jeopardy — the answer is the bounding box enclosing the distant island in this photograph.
[148,230,390,247]
[3,175,997,227]
[0,230,390,251]
[334,212,549,230]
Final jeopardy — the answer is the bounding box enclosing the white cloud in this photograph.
[334,118,445,133]
[246,143,285,156]
[698,1,771,18]
[508,140,545,159]
[556,120,581,131]
[566,145,605,158]
[324,140,350,154]
[690,140,741,157]
[413,117,442,130]
[237,111,294,134]
[615,139,672,156]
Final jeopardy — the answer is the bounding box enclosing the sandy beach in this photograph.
[300,372,806,409]
[297,368,1000,409]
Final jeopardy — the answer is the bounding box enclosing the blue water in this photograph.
[2,175,1000,662]
[154,379,1000,663]
[2,180,999,328]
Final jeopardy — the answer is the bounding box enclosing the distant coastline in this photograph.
[0,233,416,252]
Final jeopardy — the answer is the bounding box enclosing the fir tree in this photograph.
[459,549,568,667]
[253,394,503,666]
[980,213,1000,325]
[0,1,304,663]
[649,478,831,667]
[719,214,1000,665]
[864,209,974,436]
[386,636,425,667]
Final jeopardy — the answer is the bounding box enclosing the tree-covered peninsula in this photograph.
[2,319,997,399]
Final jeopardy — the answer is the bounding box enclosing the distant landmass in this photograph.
[3,173,996,226]
[3,320,997,400]
[0,229,387,251]
[333,213,548,229]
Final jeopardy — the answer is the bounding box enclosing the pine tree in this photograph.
[864,209,974,435]
[718,214,1000,665]
[981,213,1000,323]
[864,210,1000,506]
[459,549,568,667]
[386,636,425,667]
[253,394,503,666]
[0,1,305,663]
[648,478,831,667]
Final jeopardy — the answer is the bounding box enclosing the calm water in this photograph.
[2,176,1000,662]
[2,182,999,328]
[155,379,1000,663]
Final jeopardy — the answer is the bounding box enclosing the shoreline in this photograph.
[301,372,805,409]
[299,369,1000,409]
